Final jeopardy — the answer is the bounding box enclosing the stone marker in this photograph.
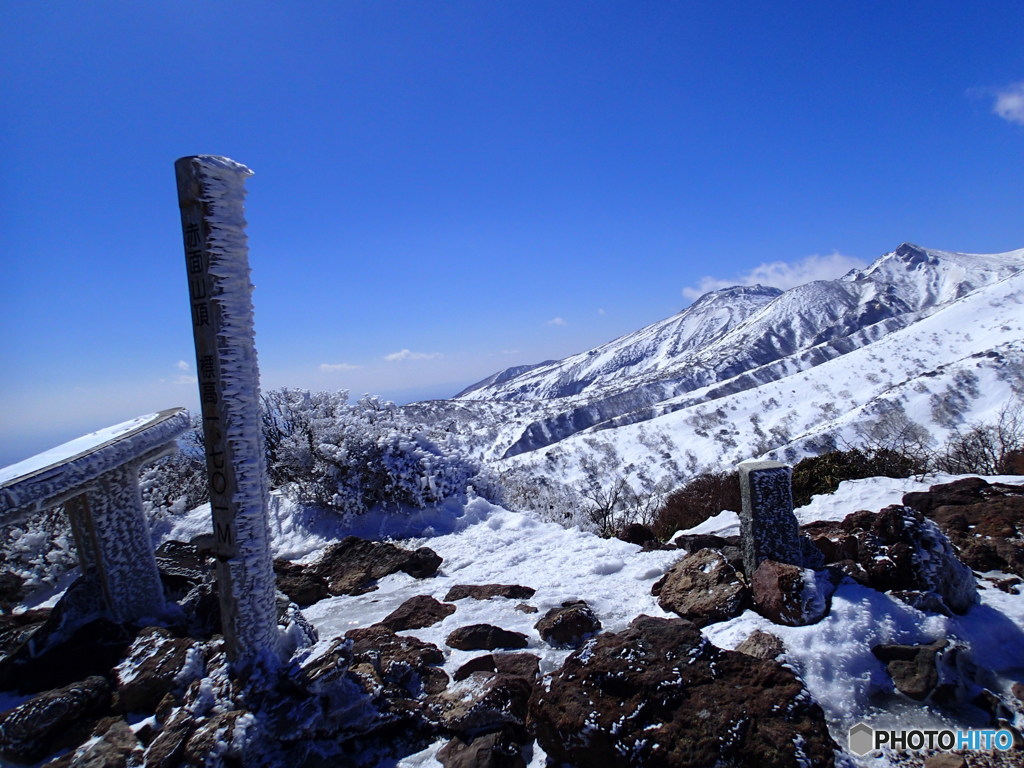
[737,460,801,576]
[175,155,280,666]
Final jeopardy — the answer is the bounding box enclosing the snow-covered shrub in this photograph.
[652,470,740,540]
[139,417,209,520]
[261,388,499,517]
[934,398,1024,475]
[0,505,78,590]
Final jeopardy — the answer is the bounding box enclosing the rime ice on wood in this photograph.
[0,409,189,622]
[176,155,280,666]
[737,460,802,576]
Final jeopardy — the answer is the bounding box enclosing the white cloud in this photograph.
[992,81,1024,126]
[597,308,606,316]
[682,251,866,300]
[176,360,191,372]
[175,375,198,385]
[383,349,442,362]
[320,362,362,372]
[546,317,567,326]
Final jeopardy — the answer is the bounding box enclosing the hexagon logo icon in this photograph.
[848,722,874,756]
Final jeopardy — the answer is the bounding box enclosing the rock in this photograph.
[534,601,601,648]
[379,595,457,631]
[497,654,540,681]
[655,549,748,627]
[431,673,533,737]
[734,629,784,660]
[154,540,210,598]
[0,571,25,610]
[528,615,837,767]
[872,639,947,701]
[437,727,527,768]
[904,479,1024,578]
[817,505,979,614]
[65,716,142,768]
[114,627,203,714]
[751,559,834,626]
[346,625,450,696]
[923,753,967,768]
[0,617,136,694]
[183,711,250,767]
[143,710,196,768]
[273,558,331,606]
[455,653,540,683]
[673,534,744,572]
[617,524,657,546]
[514,603,537,614]
[446,625,529,651]
[313,537,442,595]
[0,675,111,763]
[454,655,498,682]
[444,584,536,602]
[0,608,49,664]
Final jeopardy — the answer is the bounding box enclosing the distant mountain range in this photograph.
[407,243,1024,485]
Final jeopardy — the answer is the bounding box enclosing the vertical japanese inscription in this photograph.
[176,182,238,561]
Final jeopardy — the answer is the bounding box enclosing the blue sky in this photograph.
[1,1,1022,466]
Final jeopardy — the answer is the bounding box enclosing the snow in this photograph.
[156,472,1024,766]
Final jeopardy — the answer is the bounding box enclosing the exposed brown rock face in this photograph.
[313,536,442,595]
[529,615,837,768]
[654,548,749,627]
[751,559,834,626]
[0,675,111,763]
[903,477,1024,578]
[534,600,601,648]
[803,505,977,614]
[272,558,331,606]
[735,629,785,660]
[444,584,536,602]
[872,639,948,701]
[114,627,204,714]
[446,625,529,652]
[379,595,457,631]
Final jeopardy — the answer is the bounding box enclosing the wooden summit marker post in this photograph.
[175,155,280,667]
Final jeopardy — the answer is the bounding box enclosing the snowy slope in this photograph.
[499,265,1024,488]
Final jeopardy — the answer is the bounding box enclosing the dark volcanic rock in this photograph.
[379,595,457,631]
[444,584,536,602]
[0,571,25,611]
[446,625,529,651]
[114,627,203,714]
[617,523,657,546]
[735,629,785,660]
[0,675,111,763]
[803,505,978,614]
[63,716,142,768]
[273,558,331,606]
[430,673,533,737]
[313,537,442,595]
[0,617,136,694]
[0,608,49,664]
[183,711,250,767]
[454,654,498,682]
[654,548,748,627]
[674,534,745,572]
[437,727,527,768]
[751,559,833,626]
[529,615,837,768]
[534,601,601,648]
[903,478,1024,578]
[154,540,210,598]
[872,639,948,701]
[346,624,450,697]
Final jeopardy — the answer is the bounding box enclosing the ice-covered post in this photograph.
[737,460,802,576]
[175,155,280,667]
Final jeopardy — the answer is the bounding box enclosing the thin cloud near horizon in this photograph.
[991,81,1024,126]
[682,252,866,301]
[383,349,443,362]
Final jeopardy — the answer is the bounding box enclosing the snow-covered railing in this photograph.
[0,408,189,622]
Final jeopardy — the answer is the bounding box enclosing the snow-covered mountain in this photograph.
[417,243,1024,483]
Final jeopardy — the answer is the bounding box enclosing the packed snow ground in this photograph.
[159,474,1024,766]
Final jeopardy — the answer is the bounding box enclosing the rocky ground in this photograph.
[0,476,1022,766]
